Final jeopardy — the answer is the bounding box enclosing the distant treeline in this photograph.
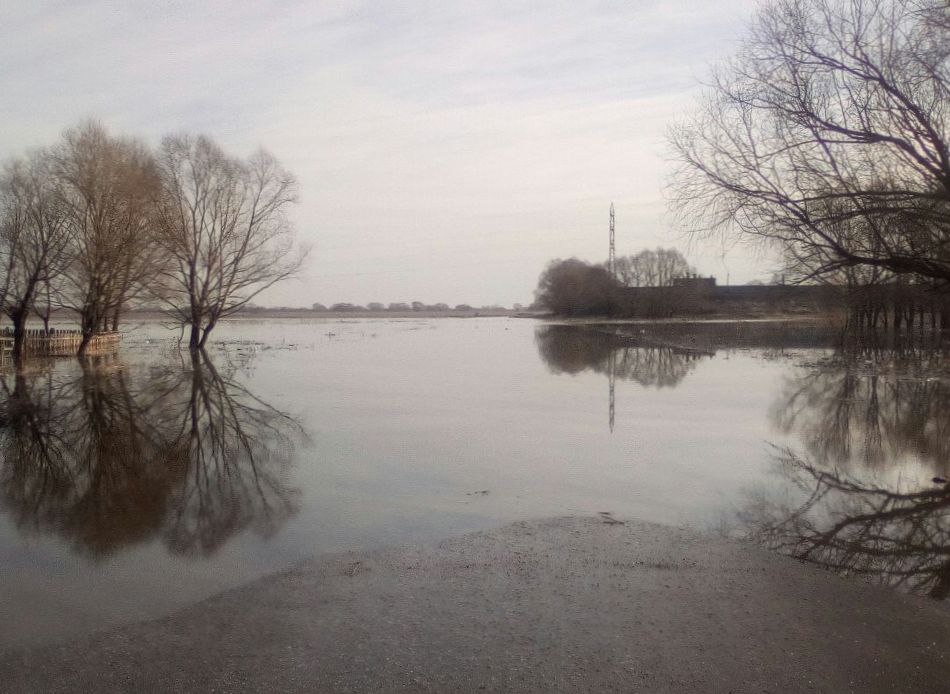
[305,302,524,313]
[534,253,950,330]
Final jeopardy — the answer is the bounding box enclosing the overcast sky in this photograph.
[0,0,772,307]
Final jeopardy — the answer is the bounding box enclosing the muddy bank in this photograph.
[3,516,948,693]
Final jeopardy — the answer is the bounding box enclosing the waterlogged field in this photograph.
[0,317,946,649]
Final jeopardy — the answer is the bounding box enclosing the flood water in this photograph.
[1,317,948,649]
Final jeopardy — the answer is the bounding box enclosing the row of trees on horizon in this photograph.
[306,302,523,313]
[0,120,306,361]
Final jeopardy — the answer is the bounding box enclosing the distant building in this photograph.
[617,276,834,317]
[671,275,716,291]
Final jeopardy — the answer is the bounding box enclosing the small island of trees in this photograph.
[0,121,307,364]
[533,248,695,317]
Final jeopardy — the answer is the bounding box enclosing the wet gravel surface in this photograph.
[3,516,949,693]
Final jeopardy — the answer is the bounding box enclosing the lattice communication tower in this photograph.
[608,202,616,276]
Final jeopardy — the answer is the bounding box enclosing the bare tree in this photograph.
[154,134,306,350]
[614,248,694,287]
[0,151,71,362]
[670,0,950,284]
[52,122,160,354]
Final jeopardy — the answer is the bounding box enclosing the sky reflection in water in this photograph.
[0,318,947,649]
[536,323,950,599]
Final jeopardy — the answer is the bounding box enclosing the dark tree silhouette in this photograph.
[534,259,621,316]
[671,0,950,285]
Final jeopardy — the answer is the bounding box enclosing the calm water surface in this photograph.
[0,317,946,648]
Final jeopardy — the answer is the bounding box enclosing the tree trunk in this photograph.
[11,312,26,366]
[77,332,93,357]
[77,336,88,357]
[197,322,215,350]
[189,323,201,351]
[77,311,96,357]
[929,558,950,601]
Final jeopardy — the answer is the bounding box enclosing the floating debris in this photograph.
[598,511,625,525]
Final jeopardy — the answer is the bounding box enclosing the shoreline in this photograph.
[3,515,948,693]
[16,309,836,325]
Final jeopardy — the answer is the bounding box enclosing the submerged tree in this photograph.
[0,151,71,362]
[53,121,160,354]
[670,0,950,284]
[0,122,310,363]
[154,134,306,350]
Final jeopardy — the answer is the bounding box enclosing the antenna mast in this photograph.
[608,202,616,276]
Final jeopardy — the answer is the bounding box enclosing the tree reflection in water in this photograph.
[536,325,712,432]
[0,350,301,559]
[747,343,950,599]
[535,325,711,388]
[746,448,950,599]
[770,346,950,471]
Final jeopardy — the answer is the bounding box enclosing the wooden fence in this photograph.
[0,329,122,361]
